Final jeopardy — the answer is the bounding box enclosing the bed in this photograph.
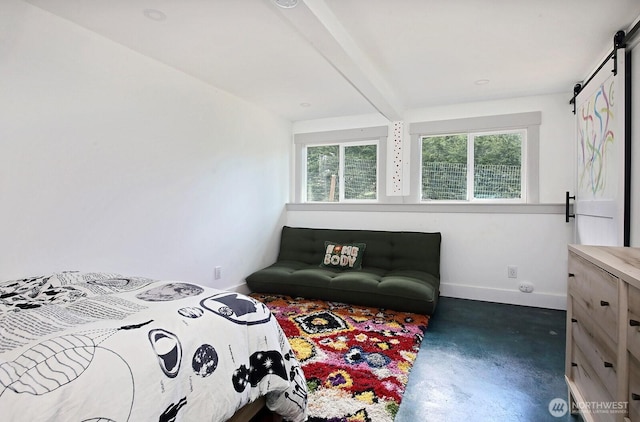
[0,271,307,422]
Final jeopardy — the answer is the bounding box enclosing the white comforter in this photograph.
[0,272,307,422]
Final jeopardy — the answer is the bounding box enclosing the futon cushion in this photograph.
[247,263,439,314]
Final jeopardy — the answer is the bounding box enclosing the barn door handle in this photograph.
[566,191,575,222]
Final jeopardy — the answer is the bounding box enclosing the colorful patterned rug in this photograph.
[250,294,429,422]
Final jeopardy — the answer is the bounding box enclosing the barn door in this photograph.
[572,47,628,246]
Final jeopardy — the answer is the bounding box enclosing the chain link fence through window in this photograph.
[307,156,376,201]
[422,162,521,200]
[308,160,520,202]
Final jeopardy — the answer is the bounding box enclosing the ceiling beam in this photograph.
[268,0,404,121]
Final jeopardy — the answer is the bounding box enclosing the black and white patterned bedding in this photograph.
[0,272,307,422]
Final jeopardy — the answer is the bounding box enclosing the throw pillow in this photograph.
[320,241,366,270]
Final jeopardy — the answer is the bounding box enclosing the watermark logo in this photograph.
[572,400,628,414]
[548,398,568,417]
[549,398,629,416]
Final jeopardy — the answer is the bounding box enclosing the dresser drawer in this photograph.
[630,285,640,363]
[572,297,619,398]
[569,252,619,343]
[571,343,616,422]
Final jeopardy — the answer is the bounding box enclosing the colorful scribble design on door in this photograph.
[577,77,616,198]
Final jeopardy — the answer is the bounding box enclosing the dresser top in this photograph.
[569,245,640,288]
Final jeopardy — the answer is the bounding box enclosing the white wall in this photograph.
[0,0,291,288]
[287,210,572,309]
[289,94,576,309]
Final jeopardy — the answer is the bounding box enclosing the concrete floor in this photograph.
[396,297,582,422]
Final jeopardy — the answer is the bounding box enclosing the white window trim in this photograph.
[294,126,391,203]
[409,112,541,204]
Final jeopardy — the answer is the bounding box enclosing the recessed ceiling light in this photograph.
[273,0,299,9]
[475,79,490,85]
[143,9,167,21]
[300,102,311,108]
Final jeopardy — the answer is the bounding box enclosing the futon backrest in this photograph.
[277,226,441,278]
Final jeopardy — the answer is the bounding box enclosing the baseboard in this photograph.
[440,282,567,310]
[227,282,251,295]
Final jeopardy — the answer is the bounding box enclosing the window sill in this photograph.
[286,202,566,214]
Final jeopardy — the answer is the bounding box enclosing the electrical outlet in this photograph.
[214,266,222,280]
[519,282,534,293]
[507,265,518,279]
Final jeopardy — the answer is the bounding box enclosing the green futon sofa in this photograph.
[246,226,441,315]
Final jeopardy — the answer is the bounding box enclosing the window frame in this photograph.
[409,112,541,204]
[294,126,390,203]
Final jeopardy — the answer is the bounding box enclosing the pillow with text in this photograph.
[320,241,366,270]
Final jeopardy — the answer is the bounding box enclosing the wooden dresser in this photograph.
[566,245,640,422]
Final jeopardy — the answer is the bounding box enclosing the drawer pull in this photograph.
[571,362,577,367]
[632,393,640,401]
[603,361,613,368]
[571,318,578,323]
[568,273,575,277]
[600,300,609,307]
[631,319,640,327]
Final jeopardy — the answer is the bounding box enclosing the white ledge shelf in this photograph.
[286,203,567,215]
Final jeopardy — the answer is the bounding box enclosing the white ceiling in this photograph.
[25,0,640,122]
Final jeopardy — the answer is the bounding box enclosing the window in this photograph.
[294,126,389,203]
[421,130,525,201]
[410,112,541,204]
[305,142,378,202]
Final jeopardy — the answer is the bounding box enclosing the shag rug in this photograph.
[250,294,429,422]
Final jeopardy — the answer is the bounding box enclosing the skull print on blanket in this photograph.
[0,272,307,422]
